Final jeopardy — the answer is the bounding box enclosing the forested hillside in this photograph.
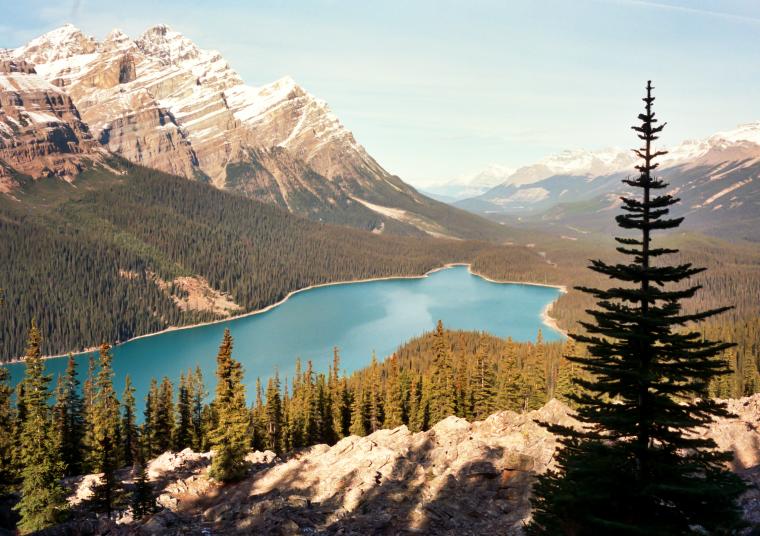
[0,160,503,360]
[3,158,758,384]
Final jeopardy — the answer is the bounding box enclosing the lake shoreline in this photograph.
[4,263,568,364]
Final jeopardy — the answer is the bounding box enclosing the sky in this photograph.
[1,0,759,188]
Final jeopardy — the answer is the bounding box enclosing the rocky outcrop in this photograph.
[57,396,759,535]
[0,56,99,190]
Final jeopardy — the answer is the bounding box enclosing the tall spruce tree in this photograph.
[0,364,14,495]
[91,343,122,517]
[154,377,175,453]
[14,323,69,533]
[190,366,207,452]
[383,354,404,429]
[428,321,456,424]
[265,372,283,453]
[121,375,138,467]
[175,373,192,451]
[472,343,497,419]
[143,378,158,457]
[81,355,97,472]
[130,446,154,519]
[209,329,249,482]
[54,355,85,477]
[529,81,746,534]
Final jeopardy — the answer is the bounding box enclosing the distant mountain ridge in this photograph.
[456,121,760,241]
[0,24,508,241]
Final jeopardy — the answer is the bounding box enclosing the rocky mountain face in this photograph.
[0,55,99,191]
[2,24,501,240]
[457,123,760,241]
[50,395,760,535]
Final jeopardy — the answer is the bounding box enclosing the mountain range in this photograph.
[456,122,760,241]
[0,24,507,241]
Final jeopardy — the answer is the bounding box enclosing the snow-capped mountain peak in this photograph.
[12,24,97,65]
[136,24,206,66]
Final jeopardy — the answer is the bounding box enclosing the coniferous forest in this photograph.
[0,77,759,533]
[0,320,577,531]
[1,159,758,402]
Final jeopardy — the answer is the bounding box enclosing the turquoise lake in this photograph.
[5,265,563,409]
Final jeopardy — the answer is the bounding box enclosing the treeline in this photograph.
[0,322,579,532]
[0,160,493,360]
[471,233,760,396]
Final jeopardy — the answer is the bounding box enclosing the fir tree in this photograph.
[383,354,404,429]
[14,323,69,533]
[175,373,192,451]
[121,375,138,467]
[529,81,746,534]
[81,355,97,472]
[349,388,368,436]
[130,446,154,519]
[330,349,351,439]
[190,366,207,451]
[250,377,265,451]
[209,329,249,482]
[154,377,175,453]
[518,334,546,412]
[143,378,158,457]
[428,321,456,423]
[91,343,122,517]
[367,352,383,433]
[56,355,85,476]
[265,372,283,453]
[472,343,497,419]
[0,363,14,494]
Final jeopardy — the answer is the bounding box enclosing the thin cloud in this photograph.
[609,0,760,25]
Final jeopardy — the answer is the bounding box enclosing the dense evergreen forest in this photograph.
[0,322,576,530]
[472,232,760,398]
[3,158,758,379]
[0,160,499,359]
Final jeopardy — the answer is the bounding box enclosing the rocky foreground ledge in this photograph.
[59,396,760,535]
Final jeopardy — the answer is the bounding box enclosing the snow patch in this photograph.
[699,178,753,207]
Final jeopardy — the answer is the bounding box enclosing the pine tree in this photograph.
[56,354,85,476]
[367,352,383,433]
[529,81,746,534]
[414,375,431,432]
[14,323,69,533]
[0,363,14,494]
[428,321,456,424]
[154,377,175,453]
[496,337,524,411]
[175,373,192,451]
[81,355,97,472]
[472,343,497,419]
[143,378,158,457]
[190,366,207,451]
[121,375,138,467]
[250,377,265,451]
[317,372,336,444]
[265,372,283,453]
[349,387,368,436]
[209,329,249,482]
[383,354,404,429]
[91,343,122,517]
[130,446,154,519]
[11,381,27,480]
[330,351,351,439]
[302,361,321,445]
[519,335,546,412]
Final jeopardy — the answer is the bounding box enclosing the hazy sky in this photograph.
[1,0,759,187]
